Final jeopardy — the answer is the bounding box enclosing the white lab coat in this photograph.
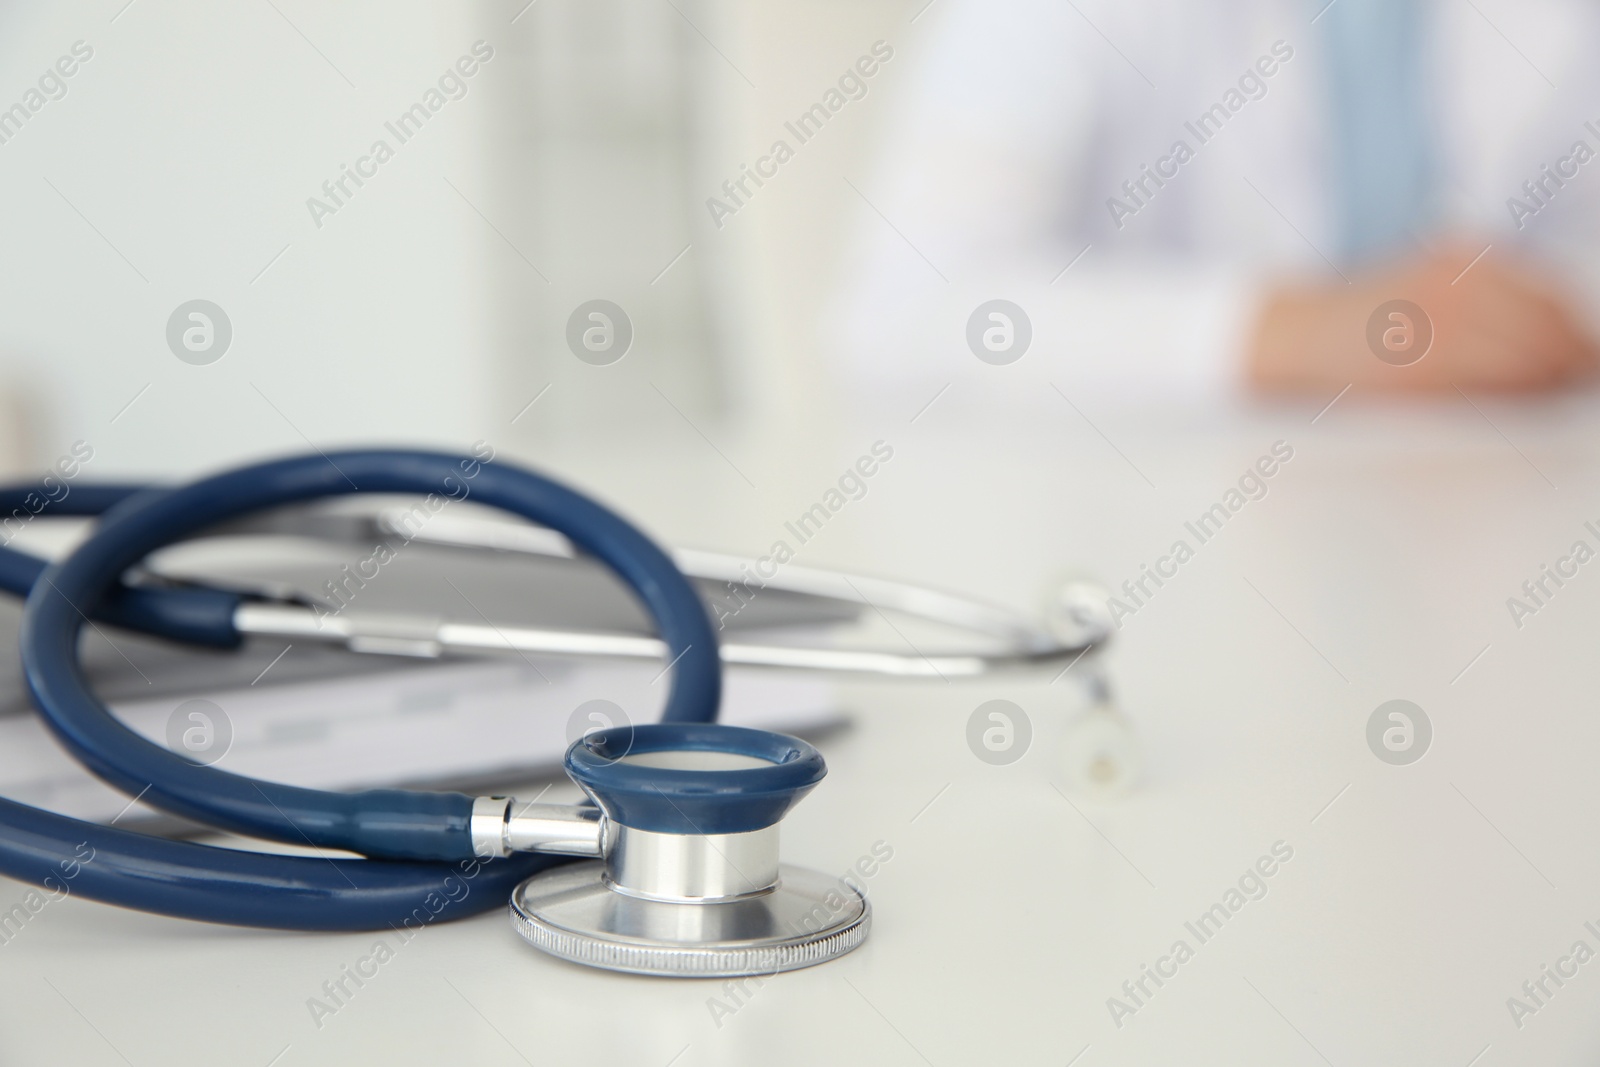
[828,0,1600,403]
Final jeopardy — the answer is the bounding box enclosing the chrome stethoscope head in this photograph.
[472,723,869,978]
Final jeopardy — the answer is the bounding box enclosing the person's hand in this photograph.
[1246,242,1600,393]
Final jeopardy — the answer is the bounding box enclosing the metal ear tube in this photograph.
[474,723,870,977]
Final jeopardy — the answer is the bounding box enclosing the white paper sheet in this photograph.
[0,658,841,827]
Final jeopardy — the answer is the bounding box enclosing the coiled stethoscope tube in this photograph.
[0,450,722,930]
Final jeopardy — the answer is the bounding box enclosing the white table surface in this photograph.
[4,395,1600,1066]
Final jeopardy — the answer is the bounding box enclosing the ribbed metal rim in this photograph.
[509,886,870,978]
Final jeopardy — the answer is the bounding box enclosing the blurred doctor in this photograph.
[831,0,1600,400]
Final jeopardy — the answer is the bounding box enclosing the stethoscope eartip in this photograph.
[1059,703,1142,798]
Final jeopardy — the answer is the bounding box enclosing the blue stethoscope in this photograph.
[0,450,874,976]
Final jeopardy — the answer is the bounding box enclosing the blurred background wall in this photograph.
[0,0,908,478]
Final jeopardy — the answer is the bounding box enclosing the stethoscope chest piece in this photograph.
[507,724,869,977]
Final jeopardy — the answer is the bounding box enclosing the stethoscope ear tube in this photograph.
[0,449,723,930]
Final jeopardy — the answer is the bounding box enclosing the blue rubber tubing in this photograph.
[0,449,722,930]
[0,483,251,648]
